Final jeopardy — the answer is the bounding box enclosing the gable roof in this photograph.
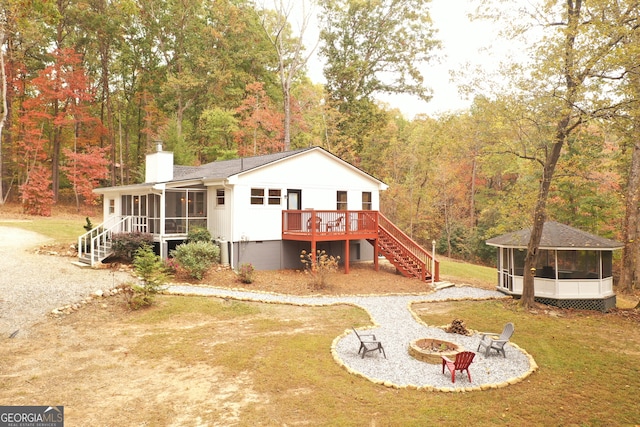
[485,221,623,250]
[172,146,386,187]
[95,146,387,194]
[173,148,313,181]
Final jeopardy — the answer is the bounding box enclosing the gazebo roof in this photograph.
[486,221,623,250]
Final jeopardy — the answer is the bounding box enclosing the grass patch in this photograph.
[439,258,495,286]
[414,299,640,425]
[127,296,640,425]
[0,210,92,244]
[0,217,88,243]
[3,294,639,425]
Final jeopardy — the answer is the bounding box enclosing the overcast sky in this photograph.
[294,0,520,119]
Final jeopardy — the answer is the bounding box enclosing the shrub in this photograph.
[238,263,255,284]
[111,232,154,262]
[187,227,212,243]
[83,217,94,232]
[125,244,168,309]
[300,249,340,290]
[171,241,220,280]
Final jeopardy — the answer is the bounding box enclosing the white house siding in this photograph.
[207,185,233,242]
[229,149,384,242]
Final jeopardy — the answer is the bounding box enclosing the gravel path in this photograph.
[0,225,131,337]
[167,284,538,391]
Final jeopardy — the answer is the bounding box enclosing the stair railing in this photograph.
[378,212,439,281]
[78,216,135,266]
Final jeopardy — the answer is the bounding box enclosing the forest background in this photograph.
[1,0,640,294]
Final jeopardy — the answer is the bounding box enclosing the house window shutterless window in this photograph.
[268,189,281,205]
[165,189,207,234]
[362,192,372,210]
[216,189,225,206]
[251,188,265,205]
[337,191,347,210]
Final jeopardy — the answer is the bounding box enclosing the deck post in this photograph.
[373,238,379,271]
[311,239,317,270]
[344,239,350,274]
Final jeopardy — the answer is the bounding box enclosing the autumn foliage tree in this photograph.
[234,82,284,156]
[17,48,102,215]
[61,146,110,209]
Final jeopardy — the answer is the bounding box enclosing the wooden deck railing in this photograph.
[378,213,439,281]
[281,210,439,282]
[282,210,379,237]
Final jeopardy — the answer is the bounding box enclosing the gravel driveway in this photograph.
[0,225,132,338]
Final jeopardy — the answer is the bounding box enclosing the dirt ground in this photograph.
[0,255,453,426]
[175,259,492,296]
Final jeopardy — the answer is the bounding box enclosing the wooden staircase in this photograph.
[371,213,439,282]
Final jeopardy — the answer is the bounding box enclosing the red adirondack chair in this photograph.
[441,351,475,383]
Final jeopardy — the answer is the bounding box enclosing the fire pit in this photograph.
[408,338,462,364]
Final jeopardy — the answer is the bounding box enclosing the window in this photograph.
[108,199,115,215]
[216,189,225,206]
[188,191,205,216]
[121,195,132,215]
[362,192,372,210]
[337,191,347,210]
[251,188,265,205]
[165,189,207,234]
[268,189,281,205]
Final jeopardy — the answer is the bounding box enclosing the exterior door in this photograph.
[501,248,513,291]
[287,189,302,230]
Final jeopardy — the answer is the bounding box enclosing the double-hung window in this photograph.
[337,191,347,210]
[251,188,265,205]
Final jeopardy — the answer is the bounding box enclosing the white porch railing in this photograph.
[78,216,147,266]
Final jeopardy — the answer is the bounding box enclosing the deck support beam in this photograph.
[344,239,350,274]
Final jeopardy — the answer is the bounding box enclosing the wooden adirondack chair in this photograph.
[441,351,475,383]
[352,328,386,359]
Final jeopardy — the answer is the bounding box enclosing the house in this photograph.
[79,146,439,282]
[486,221,623,311]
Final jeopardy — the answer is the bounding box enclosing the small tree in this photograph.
[238,263,255,284]
[126,244,168,309]
[300,249,340,290]
[20,165,55,216]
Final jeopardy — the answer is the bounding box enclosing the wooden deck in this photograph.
[282,210,439,282]
[282,210,379,241]
[282,210,380,274]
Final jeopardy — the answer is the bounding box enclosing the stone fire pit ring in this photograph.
[408,338,463,364]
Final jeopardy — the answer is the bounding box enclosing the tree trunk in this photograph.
[0,29,8,204]
[283,82,291,151]
[621,55,640,292]
[520,0,582,308]
[521,128,566,306]
[621,129,640,292]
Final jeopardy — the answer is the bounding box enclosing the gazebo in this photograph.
[486,221,623,311]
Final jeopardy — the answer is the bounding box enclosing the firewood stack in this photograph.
[446,318,470,336]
